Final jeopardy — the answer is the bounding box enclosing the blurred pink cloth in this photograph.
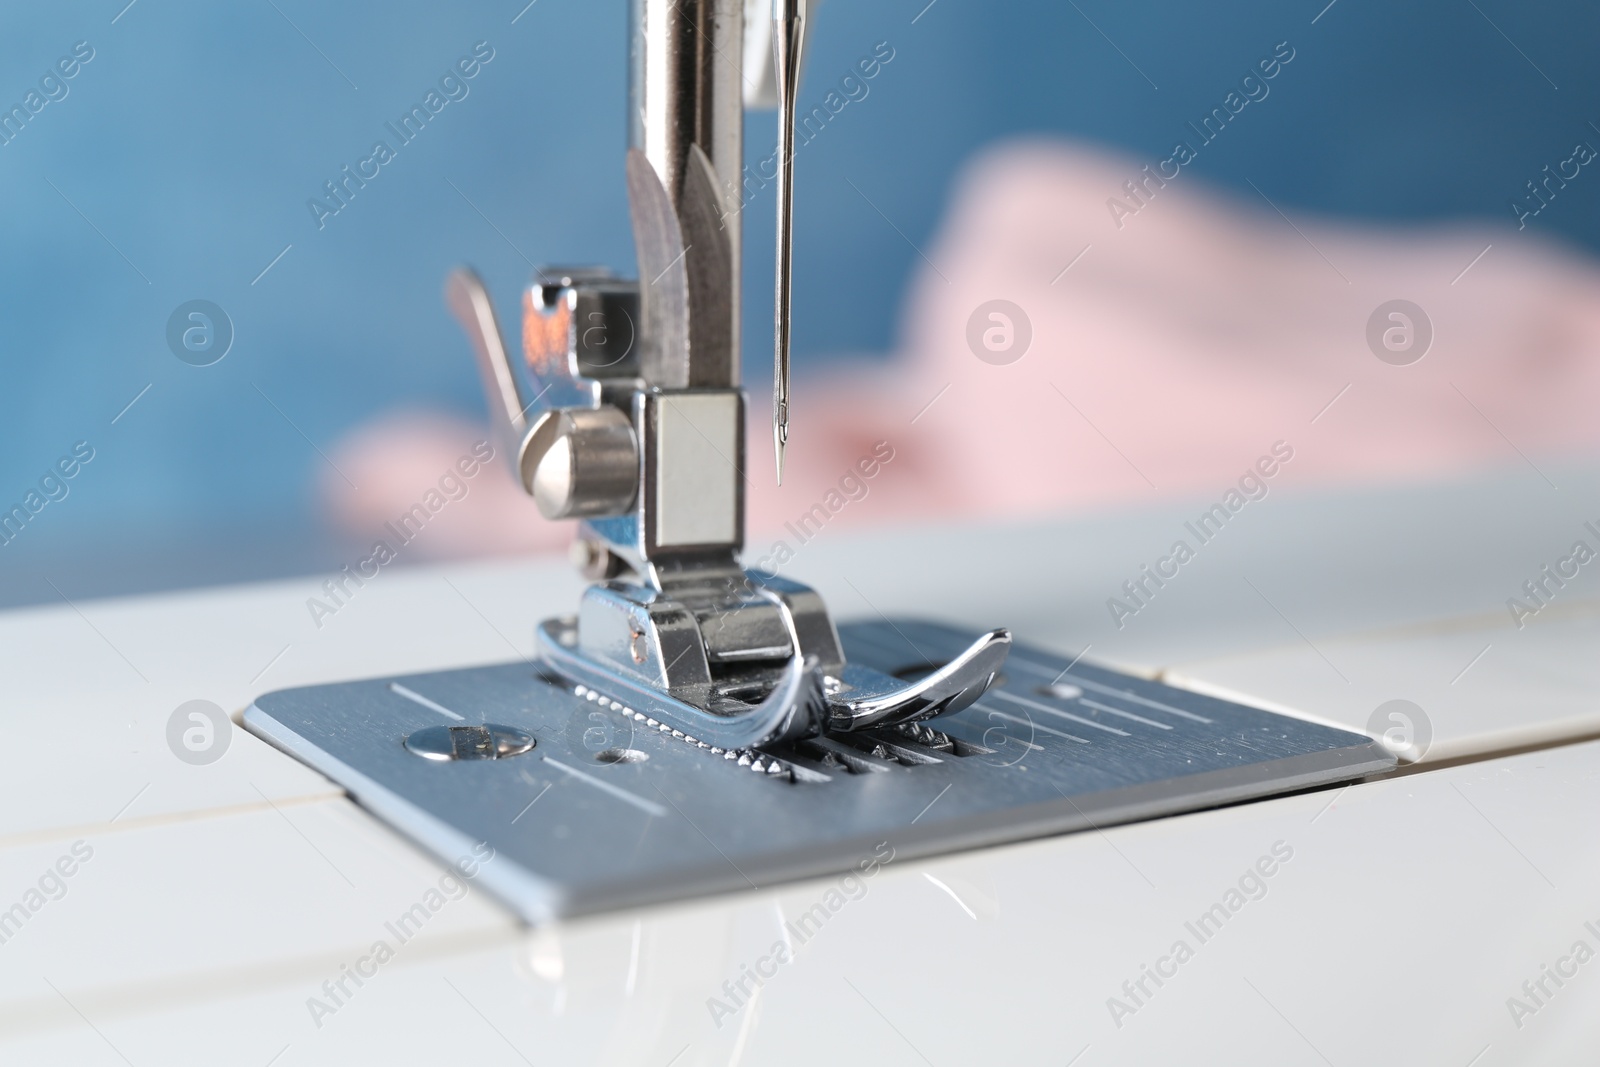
[323,139,1600,559]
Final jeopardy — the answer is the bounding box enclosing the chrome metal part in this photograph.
[678,144,736,387]
[741,0,816,108]
[646,390,741,550]
[525,407,638,520]
[404,723,535,762]
[546,565,1008,747]
[570,538,629,581]
[771,0,806,483]
[523,269,642,387]
[624,142,735,391]
[446,268,641,518]
[541,617,825,751]
[566,567,825,695]
[629,0,743,387]
[246,621,1395,925]
[625,149,692,389]
[825,627,1011,732]
[447,265,528,469]
[434,0,1010,795]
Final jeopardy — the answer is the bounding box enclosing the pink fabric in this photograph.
[322,139,1600,558]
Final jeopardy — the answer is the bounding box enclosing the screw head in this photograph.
[405,723,536,761]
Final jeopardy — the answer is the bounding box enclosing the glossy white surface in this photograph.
[5,466,1599,1064]
[1170,607,1600,764]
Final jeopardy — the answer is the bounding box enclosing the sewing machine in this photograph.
[242,0,1390,924]
[9,1,1600,1063]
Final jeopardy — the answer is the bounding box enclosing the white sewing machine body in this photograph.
[5,464,1600,1064]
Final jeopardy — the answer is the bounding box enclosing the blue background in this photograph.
[2,0,1597,606]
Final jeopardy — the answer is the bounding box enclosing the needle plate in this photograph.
[244,619,1392,924]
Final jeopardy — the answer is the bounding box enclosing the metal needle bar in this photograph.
[772,0,806,484]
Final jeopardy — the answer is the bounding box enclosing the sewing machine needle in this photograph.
[772,0,805,485]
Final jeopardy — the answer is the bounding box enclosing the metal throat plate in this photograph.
[244,619,1393,924]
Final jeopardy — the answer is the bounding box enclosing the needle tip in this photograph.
[774,420,787,485]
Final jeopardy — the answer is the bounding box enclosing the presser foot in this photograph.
[538,617,827,756]
[535,572,1012,754]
